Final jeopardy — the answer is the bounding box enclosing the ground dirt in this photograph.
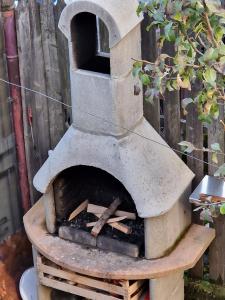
[0,231,32,300]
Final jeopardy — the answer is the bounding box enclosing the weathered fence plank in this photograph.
[185,83,204,279]
[39,0,65,148]
[16,0,68,203]
[209,216,225,284]
[208,102,225,176]
[163,42,181,150]
[53,2,71,123]
[141,15,160,133]
[16,0,50,203]
[0,12,21,238]
[207,0,225,285]
[185,89,204,188]
[208,102,225,284]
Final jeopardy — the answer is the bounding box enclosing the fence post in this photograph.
[208,100,225,284]
[163,42,180,150]
[185,84,204,279]
[209,216,225,284]
[141,15,160,133]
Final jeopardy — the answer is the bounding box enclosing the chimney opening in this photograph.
[71,12,110,74]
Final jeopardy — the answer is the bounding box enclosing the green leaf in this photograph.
[140,73,151,86]
[198,114,212,124]
[173,12,182,22]
[211,143,222,152]
[164,22,176,42]
[132,62,142,78]
[220,56,225,63]
[181,98,193,110]
[146,21,161,31]
[177,74,191,90]
[219,45,225,56]
[214,163,225,177]
[210,205,220,218]
[215,26,225,41]
[200,209,213,223]
[166,80,174,92]
[144,64,154,72]
[212,152,218,164]
[203,68,217,86]
[210,102,219,119]
[178,141,196,153]
[202,48,219,62]
[220,204,225,215]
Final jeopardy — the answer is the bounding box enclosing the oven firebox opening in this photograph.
[53,166,144,257]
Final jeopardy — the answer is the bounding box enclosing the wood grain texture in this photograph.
[209,2,225,284]
[0,12,21,237]
[208,100,224,176]
[39,0,65,148]
[91,198,121,237]
[24,199,215,280]
[86,216,127,227]
[68,200,89,221]
[209,216,225,284]
[88,204,136,220]
[184,84,204,279]
[15,0,68,203]
[141,14,160,133]
[163,42,181,150]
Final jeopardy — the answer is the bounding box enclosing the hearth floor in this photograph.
[24,197,215,281]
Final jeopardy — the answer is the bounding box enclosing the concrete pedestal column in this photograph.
[150,271,184,300]
[144,189,191,300]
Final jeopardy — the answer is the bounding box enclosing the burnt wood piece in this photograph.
[59,226,96,247]
[109,222,132,234]
[97,236,139,258]
[86,216,127,227]
[58,225,138,258]
[88,204,136,220]
[93,214,132,235]
[68,200,89,221]
[91,198,122,237]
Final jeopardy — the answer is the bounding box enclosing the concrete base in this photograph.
[144,184,192,259]
[144,185,191,300]
[150,271,184,300]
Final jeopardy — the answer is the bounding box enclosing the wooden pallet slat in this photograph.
[37,253,146,300]
[129,280,145,296]
[40,276,122,300]
[38,263,125,296]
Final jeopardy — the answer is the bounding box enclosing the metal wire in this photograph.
[0,77,220,170]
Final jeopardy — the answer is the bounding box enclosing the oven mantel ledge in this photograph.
[24,198,215,281]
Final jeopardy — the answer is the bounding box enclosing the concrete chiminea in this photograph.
[32,0,195,298]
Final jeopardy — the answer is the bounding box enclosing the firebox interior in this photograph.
[54,165,137,221]
[71,13,110,74]
[53,165,144,256]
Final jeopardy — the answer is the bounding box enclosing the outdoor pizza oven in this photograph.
[33,0,194,262]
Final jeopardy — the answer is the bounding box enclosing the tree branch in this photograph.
[202,0,219,48]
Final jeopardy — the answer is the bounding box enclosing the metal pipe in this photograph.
[2,8,30,213]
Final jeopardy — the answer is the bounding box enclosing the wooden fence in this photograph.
[0,0,224,285]
[0,13,21,239]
